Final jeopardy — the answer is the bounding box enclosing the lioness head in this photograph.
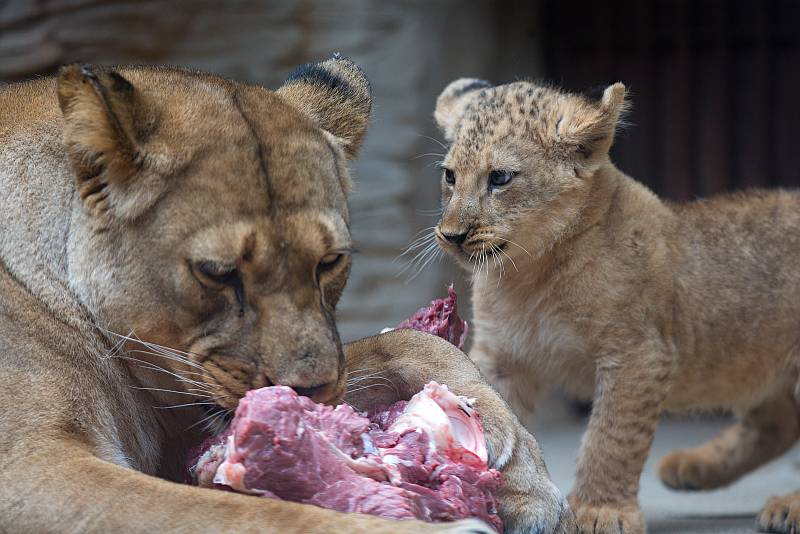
[431,79,627,268]
[58,58,371,408]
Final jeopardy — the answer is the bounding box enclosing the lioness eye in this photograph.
[317,253,343,273]
[443,168,456,185]
[193,261,246,316]
[488,170,515,189]
[196,261,239,285]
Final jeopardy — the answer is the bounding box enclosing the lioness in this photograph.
[430,76,800,534]
[0,58,573,533]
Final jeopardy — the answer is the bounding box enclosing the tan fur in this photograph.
[0,59,571,533]
[433,77,800,534]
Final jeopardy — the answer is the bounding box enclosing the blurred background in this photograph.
[3,2,799,531]
[3,0,799,341]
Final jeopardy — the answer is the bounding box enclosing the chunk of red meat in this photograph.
[395,285,468,349]
[190,383,502,532]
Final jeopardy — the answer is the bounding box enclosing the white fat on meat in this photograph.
[387,382,487,465]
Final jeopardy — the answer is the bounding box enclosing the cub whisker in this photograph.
[494,236,533,258]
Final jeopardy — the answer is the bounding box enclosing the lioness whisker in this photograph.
[346,371,388,382]
[186,409,224,432]
[130,386,211,398]
[138,346,203,371]
[347,374,390,385]
[114,354,219,392]
[126,350,208,377]
[100,328,206,368]
[345,383,396,395]
[347,376,395,388]
[154,401,219,410]
[346,367,379,376]
[187,407,233,433]
[129,359,215,390]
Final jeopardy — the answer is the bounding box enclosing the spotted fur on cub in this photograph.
[433,77,800,534]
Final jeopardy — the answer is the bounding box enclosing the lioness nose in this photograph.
[292,384,324,398]
[291,381,337,402]
[442,231,468,245]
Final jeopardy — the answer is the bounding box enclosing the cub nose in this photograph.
[442,231,468,245]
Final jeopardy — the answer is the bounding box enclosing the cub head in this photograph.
[432,78,627,270]
[58,58,371,409]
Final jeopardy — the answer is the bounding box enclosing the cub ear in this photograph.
[559,82,628,173]
[434,78,492,142]
[277,57,372,159]
[57,65,166,221]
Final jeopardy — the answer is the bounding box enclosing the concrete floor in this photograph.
[534,416,799,534]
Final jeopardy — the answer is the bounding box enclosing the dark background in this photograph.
[542,0,800,200]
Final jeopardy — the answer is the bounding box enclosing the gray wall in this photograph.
[0,0,543,342]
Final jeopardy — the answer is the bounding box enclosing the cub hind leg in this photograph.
[657,388,799,491]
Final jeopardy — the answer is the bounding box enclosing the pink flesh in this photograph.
[396,286,468,349]
[190,382,502,531]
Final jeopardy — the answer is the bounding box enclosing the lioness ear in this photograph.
[434,78,492,142]
[58,65,166,221]
[558,82,628,173]
[277,57,372,159]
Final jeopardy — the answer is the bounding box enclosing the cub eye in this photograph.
[443,168,456,185]
[317,253,343,273]
[488,170,516,189]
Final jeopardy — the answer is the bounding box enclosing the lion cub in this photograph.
[430,77,800,534]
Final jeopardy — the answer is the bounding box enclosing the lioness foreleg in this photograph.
[0,437,493,534]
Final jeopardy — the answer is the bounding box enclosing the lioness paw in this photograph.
[657,448,728,491]
[502,480,576,534]
[568,496,644,534]
[757,491,800,533]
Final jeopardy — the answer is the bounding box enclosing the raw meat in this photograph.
[395,285,468,349]
[190,382,502,531]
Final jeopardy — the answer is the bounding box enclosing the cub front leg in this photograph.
[470,340,541,426]
[569,345,671,534]
[345,329,576,534]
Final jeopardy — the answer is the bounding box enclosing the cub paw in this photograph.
[657,448,729,491]
[568,495,644,534]
[757,492,800,533]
